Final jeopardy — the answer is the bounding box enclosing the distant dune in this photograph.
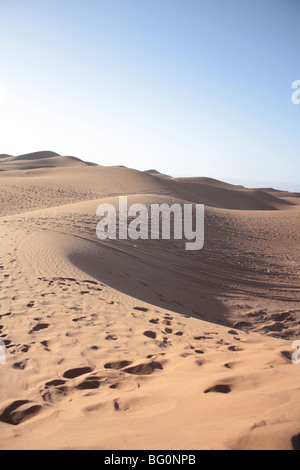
[14,151,61,160]
[0,151,300,450]
[0,154,12,159]
[0,151,96,172]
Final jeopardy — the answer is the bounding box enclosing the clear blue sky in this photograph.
[0,0,299,190]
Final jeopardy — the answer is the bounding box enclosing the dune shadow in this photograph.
[68,239,231,327]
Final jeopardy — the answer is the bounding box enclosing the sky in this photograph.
[0,0,299,190]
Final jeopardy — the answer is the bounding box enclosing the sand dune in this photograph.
[0,158,294,215]
[0,154,12,159]
[12,151,61,160]
[0,152,300,449]
[0,151,95,172]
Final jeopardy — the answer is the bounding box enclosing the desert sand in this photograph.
[0,151,300,450]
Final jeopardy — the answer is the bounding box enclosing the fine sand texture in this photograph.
[0,152,300,450]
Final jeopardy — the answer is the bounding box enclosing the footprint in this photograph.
[45,379,66,387]
[72,317,86,323]
[13,360,29,370]
[262,322,286,333]
[228,346,243,352]
[233,321,252,329]
[82,280,98,285]
[26,301,35,308]
[281,351,292,362]
[0,400,42,426]
[143,331,157,339]
[224,362,235,369]
[272,312,293,322]
[181,353,193,358]
[204,385,231,394]
[104,360,133,370]
[40,340,50,352]
[76,377,101,390]
[165,328,172,334]
[250,420,267,431]
[159,338,172,348]
[114,400,120,411]
[0,313,12,320]
[63,367,93,379]
[109,383,119,389]
[123,361,163,376]
[30,323,49,333]
[105,334,118,341]
[42,380,68,403]
[109,381,139,391]
[53,277,77,283]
